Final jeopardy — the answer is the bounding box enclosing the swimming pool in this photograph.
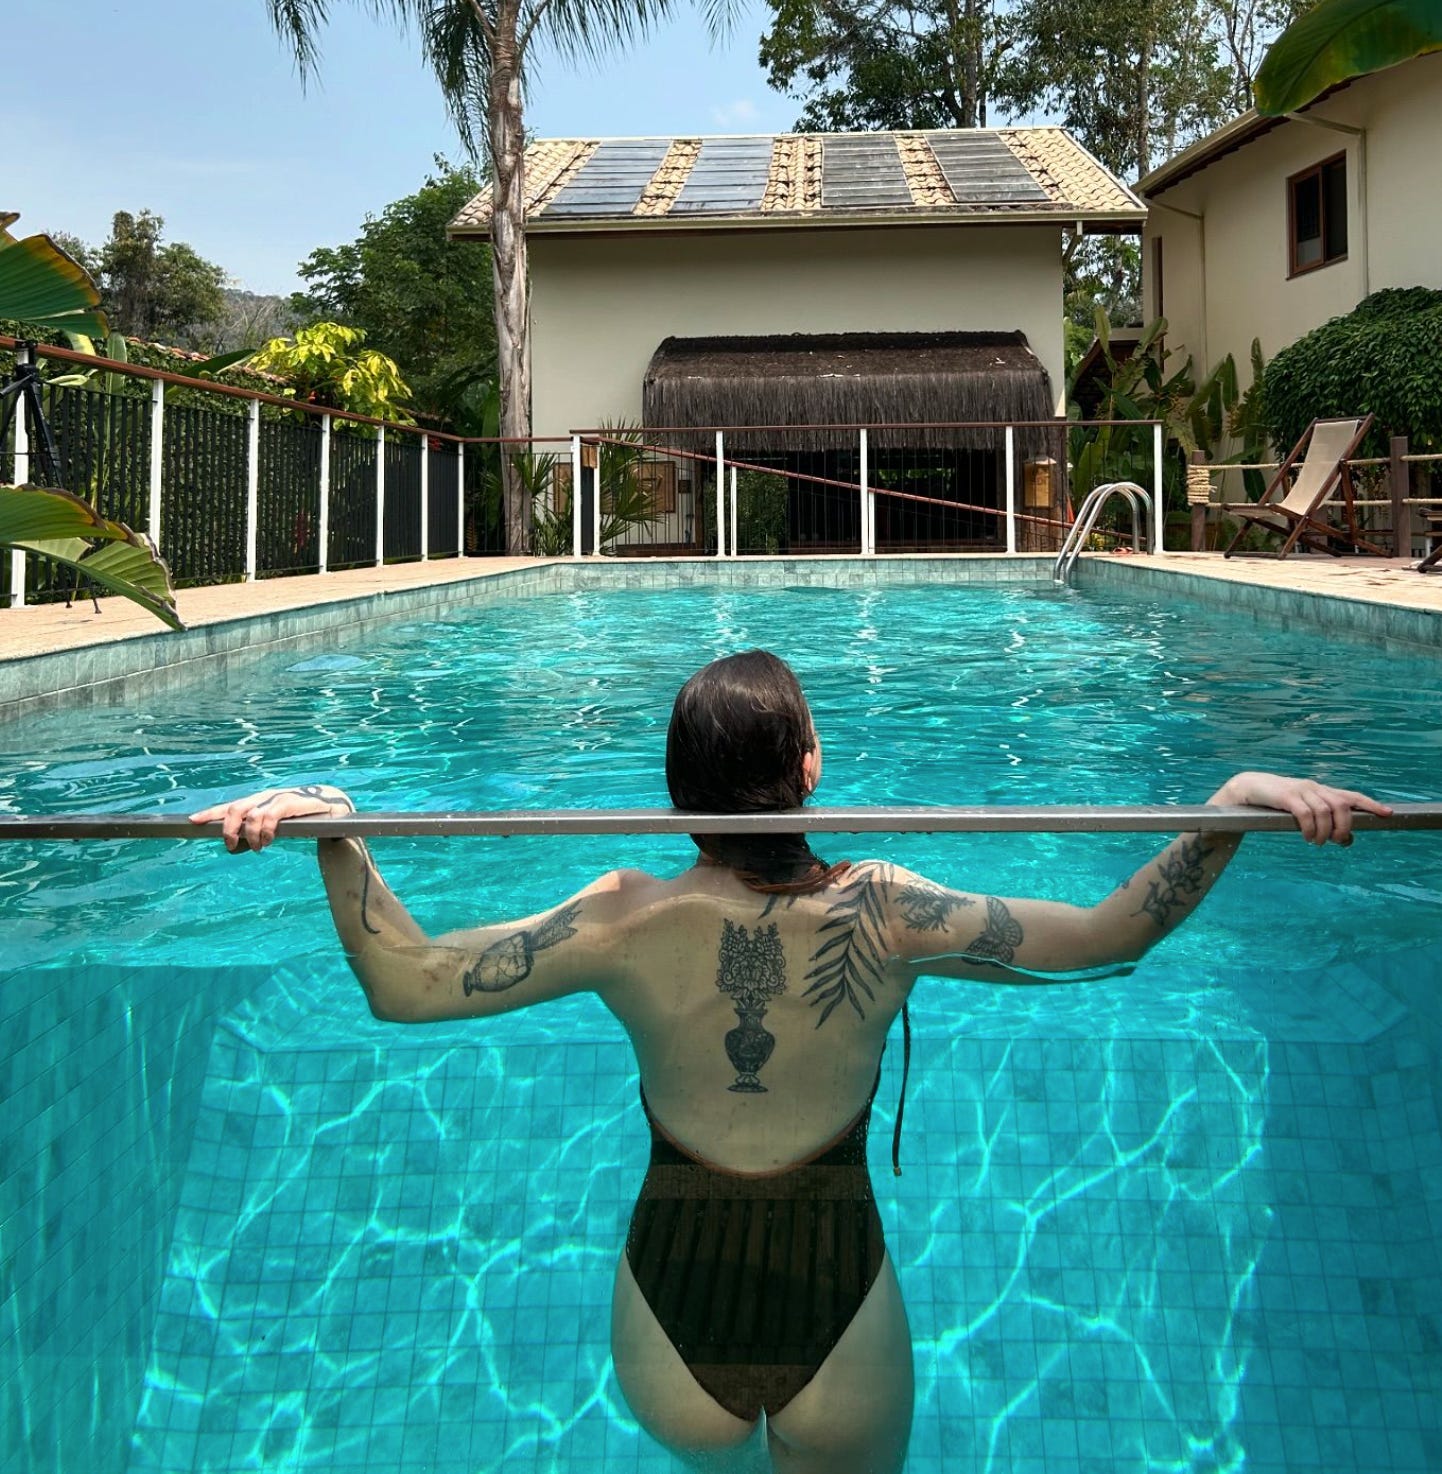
[2,580,1440,1473]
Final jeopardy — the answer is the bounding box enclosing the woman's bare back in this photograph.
[598,863,912,1171]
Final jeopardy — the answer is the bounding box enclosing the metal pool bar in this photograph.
[2,802,1440,842]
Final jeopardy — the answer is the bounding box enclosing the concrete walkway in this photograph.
[1121,552,1442,617]
[0,557,546,663]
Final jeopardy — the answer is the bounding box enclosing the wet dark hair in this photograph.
[666,651,835,888]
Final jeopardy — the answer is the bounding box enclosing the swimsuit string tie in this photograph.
[892,1003,911,1177]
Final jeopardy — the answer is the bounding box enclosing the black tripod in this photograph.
[0,350,63,487]
[2,345,99,611]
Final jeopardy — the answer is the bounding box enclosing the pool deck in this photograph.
[2,551,1439,666]
[0,557,550,664]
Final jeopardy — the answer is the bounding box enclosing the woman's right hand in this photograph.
[189,784,355,853]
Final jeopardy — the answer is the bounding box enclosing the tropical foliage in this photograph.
[290,159,495,425]
[1260,287,1442,453]
[1069,309,1271,525]
[0,214,108,339]
[1254,0,1442,115]
[0,486,183,630]
[529,431,663,555]
[247,322,414,422]
[1,215,181,626]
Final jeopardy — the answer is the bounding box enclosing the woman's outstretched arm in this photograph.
[189,784,628,1022]
[885,772,1391,983]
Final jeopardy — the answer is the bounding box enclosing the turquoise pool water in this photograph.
[2,581,1441,1474]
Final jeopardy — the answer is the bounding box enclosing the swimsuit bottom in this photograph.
[624,1090,886,1421]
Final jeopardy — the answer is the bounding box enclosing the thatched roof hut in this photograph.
[642,331,1057,454]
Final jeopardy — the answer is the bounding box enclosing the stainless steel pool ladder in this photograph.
[1054,481,1153,583]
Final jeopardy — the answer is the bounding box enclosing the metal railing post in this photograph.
[374,426,386,567]
[244,398,260,581]
[571,435,583,558]
[1004,424,1017,554]
[456,441,466,558]
[147,379,164,553]
[8,343,31,607]
[729,466,738,558]
[318,416,331,574]
[1152,422,1165,553]
[859,428,871,556]
[715,431,726,558]
[419,434,430,561]
[592,440,603,555]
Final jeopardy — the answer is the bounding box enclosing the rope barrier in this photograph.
[1,803,1438,842]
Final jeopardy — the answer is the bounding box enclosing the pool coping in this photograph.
[2,551,1438,718]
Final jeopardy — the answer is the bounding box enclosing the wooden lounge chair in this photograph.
[1221,415,1384,558]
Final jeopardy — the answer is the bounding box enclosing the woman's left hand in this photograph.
[1208,771,1392,846]
[189,784,355,853]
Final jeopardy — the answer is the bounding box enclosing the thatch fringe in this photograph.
[642,332,1056,454]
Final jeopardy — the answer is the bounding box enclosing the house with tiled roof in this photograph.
[1138,50,1442,387]
[452,129,1141,436]
[451,128,1141,551]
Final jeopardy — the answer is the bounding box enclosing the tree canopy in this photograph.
[289,159,495,426]
[90,210,229,349]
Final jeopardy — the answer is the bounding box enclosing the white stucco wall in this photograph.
[1143,51,1442,392]
[527,225,1066,439]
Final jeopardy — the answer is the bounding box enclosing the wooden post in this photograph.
[1190,451,1208,552]
[1389,435,1409,558]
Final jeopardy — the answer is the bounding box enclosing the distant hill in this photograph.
[214,288,300,351]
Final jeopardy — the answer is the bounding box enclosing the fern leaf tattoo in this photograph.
[802,865,892,1026]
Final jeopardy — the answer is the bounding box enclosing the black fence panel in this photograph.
[383,434,422,562]
[464,443,507,555]
[328,431,379,571]
[257,418,323,578]
[427,442,461,556]
[2,383,154,604]
[161,401,248,586]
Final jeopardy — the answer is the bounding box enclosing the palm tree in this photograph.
[265,0,735,554]
[1254,0,1442,115]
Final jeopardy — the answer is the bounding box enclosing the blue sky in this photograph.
[11,0,799,295]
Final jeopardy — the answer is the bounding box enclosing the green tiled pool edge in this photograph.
[0,557,1052,718]
[5,553,1440,719]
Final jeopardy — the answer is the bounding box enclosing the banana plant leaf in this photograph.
[1254,0,1442,115]
[0,485,183,629]
[0,221,108,338]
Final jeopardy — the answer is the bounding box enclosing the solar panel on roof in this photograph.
[545,140,672,216]
[821,136,911,208]
[924,133,1050,204]
[670,137,773,215]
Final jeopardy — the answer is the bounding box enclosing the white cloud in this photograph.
[709,98,760,130]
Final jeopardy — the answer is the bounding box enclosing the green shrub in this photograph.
[1261,287,1442,454]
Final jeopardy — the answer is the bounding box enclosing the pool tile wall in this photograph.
[0,963,269,1474]
[128,971,1442,1474]
[1075,559,1442,654]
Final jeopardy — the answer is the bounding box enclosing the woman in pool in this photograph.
[193,650,1386,1474]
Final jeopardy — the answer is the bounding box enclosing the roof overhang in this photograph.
[1138,81,1356,198]
[642,332,1058,452]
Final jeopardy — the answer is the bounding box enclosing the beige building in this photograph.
[452,130,1142,439]
[1138,50,1442,387]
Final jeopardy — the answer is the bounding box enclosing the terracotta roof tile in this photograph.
[634,138,702,216]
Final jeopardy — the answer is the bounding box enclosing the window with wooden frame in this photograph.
[1288,153,1348,276]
